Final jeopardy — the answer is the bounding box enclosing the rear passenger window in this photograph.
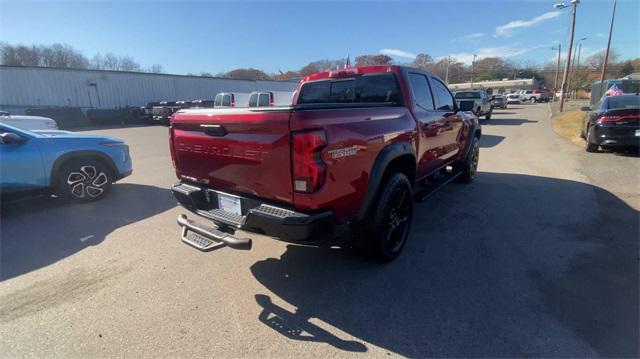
[431,79,454,111]
[408,73,434,110]
[258,93,271,106]
[249,94,258,107]
[297,73,400,105]
[222,95,231,107]
[214,95,222,107]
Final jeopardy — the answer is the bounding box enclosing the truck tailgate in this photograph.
[171,108,293,204]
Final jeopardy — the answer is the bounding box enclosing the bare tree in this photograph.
[149,64,164,73]
[102,53,120,70]
[3,44,40,66]
[119,56,141,71]
[226,68,271,80]
[412,53,433,70]
[586,49,619,71]
[40,43,88,68]
[355,54,392,66]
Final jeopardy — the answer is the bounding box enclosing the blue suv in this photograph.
[0,123,132,202]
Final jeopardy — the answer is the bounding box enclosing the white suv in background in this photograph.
[0,113,59,131]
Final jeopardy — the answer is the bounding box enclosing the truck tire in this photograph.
[352,173,413,262]
[56,159,112,203]
[530,97,536,103]
[456,136,479,183]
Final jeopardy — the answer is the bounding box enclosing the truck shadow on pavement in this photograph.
[251,172,639,357]
[479,134,505,148]
[0,184,175,281]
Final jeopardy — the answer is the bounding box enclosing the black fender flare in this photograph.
[357,142,416,220]
[460,121,482,162]
[50,150,119,187]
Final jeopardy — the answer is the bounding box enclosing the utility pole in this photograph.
[600,0,617,82]
[556,0,580,112]
[569,38,586,99]
[553,44,561,93]
[445,56,450,84]
[470,54,477,88]
[574,42,583,99]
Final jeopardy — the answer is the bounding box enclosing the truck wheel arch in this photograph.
[460,123,482,162]
[50,151,118,188]
[357,142,416,220]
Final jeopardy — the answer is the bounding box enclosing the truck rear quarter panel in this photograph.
[290,106,417,220]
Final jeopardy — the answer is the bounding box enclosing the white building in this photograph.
[0,66,299,114]
[448,78,539,94]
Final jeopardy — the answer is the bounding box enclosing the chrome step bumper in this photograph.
[177,214,252,251]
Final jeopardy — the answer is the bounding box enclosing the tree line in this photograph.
[1,42,636,89]
[0,42,164,73]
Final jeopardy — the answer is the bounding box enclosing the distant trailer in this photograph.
[590,77,640,105]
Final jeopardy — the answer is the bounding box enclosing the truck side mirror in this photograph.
[0,132,26,144]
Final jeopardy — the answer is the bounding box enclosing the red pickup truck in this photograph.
[170,65,481,261]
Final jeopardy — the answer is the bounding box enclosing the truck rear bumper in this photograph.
[171,182,335,245]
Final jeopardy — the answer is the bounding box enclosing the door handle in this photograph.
[200,124,227,137]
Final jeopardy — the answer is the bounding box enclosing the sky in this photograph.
[1,0,638,75]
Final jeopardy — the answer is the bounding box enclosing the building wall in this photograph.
[449,78,538,93]
[0,66,299,113]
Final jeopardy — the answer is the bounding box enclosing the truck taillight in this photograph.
[597,115,638,123]
[168,127,181,177]
[292,130,326,193]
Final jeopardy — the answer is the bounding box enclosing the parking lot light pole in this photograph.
[555,0,580,112]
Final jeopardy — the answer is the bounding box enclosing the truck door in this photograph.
[407,72,447,178]
[430,77,463,161]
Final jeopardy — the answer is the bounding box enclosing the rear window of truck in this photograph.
[297,73,401,105]
[454,92,481,99]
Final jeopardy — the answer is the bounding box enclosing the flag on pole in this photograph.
[605,84,624,96]
[344,54,351,69]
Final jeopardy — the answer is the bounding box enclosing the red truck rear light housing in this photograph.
[292,130,327,193]
[329,68,361,78]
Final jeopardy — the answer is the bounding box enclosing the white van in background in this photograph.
[248,91,294,107]
[214,92,251,108]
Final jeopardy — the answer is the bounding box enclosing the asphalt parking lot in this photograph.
[1,103,638,357]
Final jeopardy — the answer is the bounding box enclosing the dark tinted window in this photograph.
[432,79,455,111]
[249,94,258,107]
[221,94,231,107]
[455,91,480,99]
[297,73,400,105]
[606,96,640,109]
[258,93,271,106]
[408,73,434,110]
